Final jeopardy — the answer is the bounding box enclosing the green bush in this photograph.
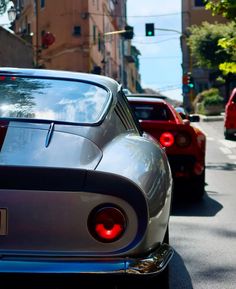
[195,88,224,115]
[201,88,224,106]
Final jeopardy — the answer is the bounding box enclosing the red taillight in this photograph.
[88,206,126,242]
[160,132,174,147]
[175,132,191,147]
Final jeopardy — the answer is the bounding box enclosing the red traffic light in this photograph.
[182,74,188,85]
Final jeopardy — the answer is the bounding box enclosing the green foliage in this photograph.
[219,62,236,74]
[201,88,224,106]
[196,88,224,115]
[187,22,236,73]
[217,36,236,74]
[204,0,236,21]
[203,0,236,74]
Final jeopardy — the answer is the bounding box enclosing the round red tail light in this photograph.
[88,206,126,242]
[160,132,174,147]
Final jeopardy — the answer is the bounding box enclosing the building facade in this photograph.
[12,0,141,91]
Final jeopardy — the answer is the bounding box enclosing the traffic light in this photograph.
[145,23,155,36]
[123,25,134,40]
[182,74,188,85]
[187,72,194,88]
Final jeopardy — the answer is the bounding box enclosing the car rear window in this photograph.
[0,76,109,124]
[130,103,173,121]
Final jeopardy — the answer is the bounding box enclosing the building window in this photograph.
[73,26,81,36]
[93,25,96,44]
[98,32,101,51]
[194,0,205,7]
[40,0,45,8]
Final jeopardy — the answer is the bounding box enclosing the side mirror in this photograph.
[189,114,200,122]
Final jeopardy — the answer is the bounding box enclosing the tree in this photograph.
[204,0,236,21]
[187,21,236,70]
[204,0,236,74]
[187,21,236,102]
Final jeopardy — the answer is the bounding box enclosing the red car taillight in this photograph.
[175,132,191,147]
[88,206,126,242]
[160,132,174,147]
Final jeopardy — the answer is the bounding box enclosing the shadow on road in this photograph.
[169,251,193,289]
[206,162,236,171]
[171,192,223,217]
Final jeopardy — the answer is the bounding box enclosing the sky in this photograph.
[127,0,182,101]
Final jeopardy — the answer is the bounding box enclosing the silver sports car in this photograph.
[0,68,173,283]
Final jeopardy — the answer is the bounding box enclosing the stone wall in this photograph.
[0,26,33,68]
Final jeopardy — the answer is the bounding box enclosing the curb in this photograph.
[199,114,224,122]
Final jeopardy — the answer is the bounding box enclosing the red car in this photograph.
[127,94,206,199]
[224,88,236,139]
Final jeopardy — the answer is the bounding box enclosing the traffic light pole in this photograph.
[154,27,184,35]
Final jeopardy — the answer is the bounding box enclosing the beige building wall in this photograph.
[0,26,33,68]
[13,0,141,91]
[14,0,123,79]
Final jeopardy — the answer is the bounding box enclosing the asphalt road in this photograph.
[169,119,236,289]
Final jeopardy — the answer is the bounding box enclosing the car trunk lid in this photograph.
[0,121,102,169]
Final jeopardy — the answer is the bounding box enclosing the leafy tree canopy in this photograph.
[187,21,236,70]
[203,0,236,74]
[204,0,236,21]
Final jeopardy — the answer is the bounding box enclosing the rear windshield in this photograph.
[0,76,110,124]
[130,103,173,121]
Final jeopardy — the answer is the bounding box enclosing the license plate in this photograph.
[0,208,7,235]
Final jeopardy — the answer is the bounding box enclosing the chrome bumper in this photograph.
[0,244,173,275]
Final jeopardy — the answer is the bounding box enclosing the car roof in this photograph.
[127,95,167,104]
[0,67,119,91]
[128,93,167,100]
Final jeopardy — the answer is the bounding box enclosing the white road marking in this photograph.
[207,137,214,141]
[219,139,236,149]
[220,147,232,155]
[228,155,236,160]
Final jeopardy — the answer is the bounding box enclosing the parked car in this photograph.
[175,106,200,123]
[224,88,236,139]
[0,68,173,284]
[127,94,206,199]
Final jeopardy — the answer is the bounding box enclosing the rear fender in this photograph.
[0,166,148,252]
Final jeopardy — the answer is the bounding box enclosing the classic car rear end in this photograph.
[0,68,173,283]
[128,94,206,199]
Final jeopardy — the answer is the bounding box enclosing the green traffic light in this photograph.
[188,83,194,88]
[145,23,155,37]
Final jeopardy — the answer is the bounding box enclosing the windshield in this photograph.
[0,76,109,124]
[130,103,173,121]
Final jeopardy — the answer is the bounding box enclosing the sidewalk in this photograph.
[199,112,224,122]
